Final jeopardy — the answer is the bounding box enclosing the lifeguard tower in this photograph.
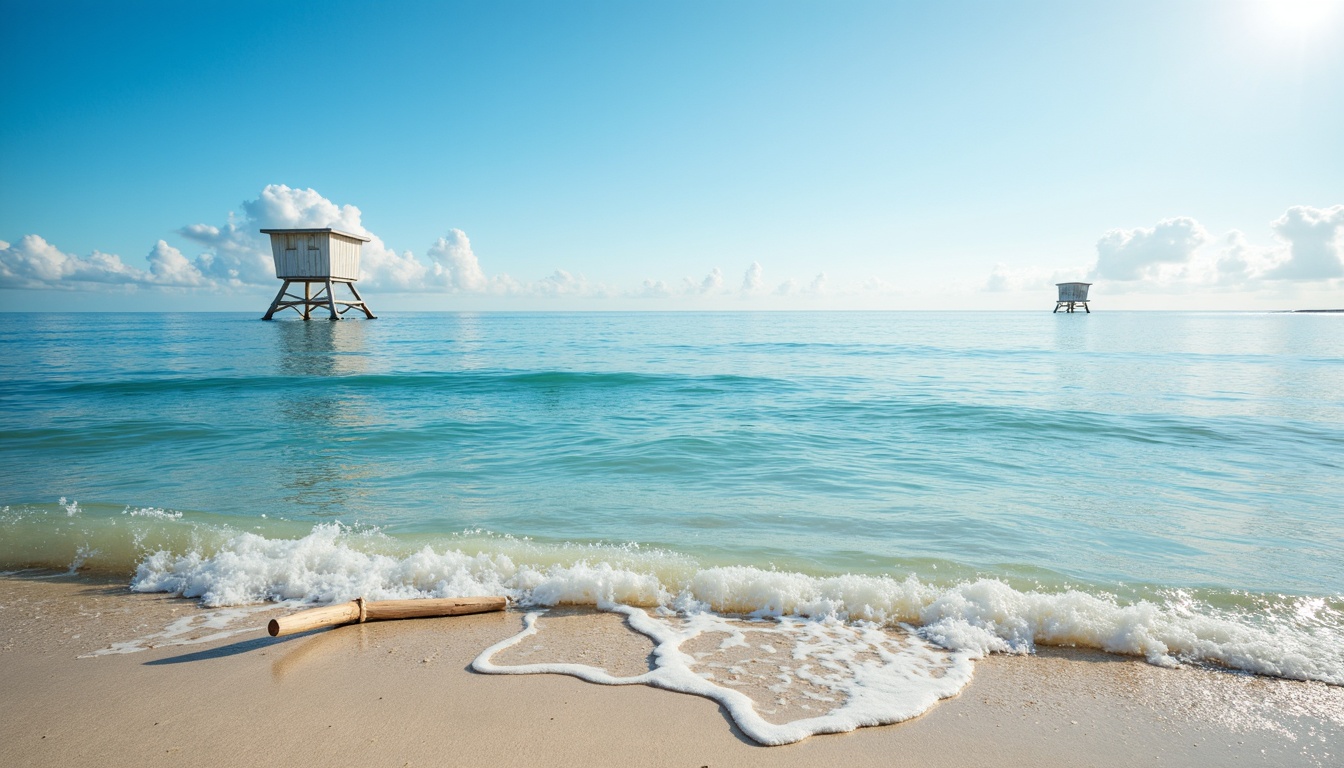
[1053,282,1092,313]
[260,228,377,320]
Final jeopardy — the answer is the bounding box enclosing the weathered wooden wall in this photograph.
[1056,283,1091,302]
[268,232,362,280]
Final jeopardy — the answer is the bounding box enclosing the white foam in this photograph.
[122,506,183,521]
[78,605,274,658]
[472,606,975,746]
[126,523,1344,685]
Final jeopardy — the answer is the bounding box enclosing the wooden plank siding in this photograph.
[1056,282,1091,302]
[266,230,365,280]
[328,233,362,281]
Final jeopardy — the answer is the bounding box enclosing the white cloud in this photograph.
[172,186,613,298]
[242,185,365,234]
[534,269,592,297]
[2,185,444,293]
[4,185,851,304]
[986,205,1344,299]
[183,184,415,289]
[662,267,727,298]
[637,279,673,298]
[0,235,147,289]
[425,229,488,292]
[0,235,223,290]
[741,261,763,294]
[177,219,273,285]
[983,263,1085,293]
[1268,204,1344,280]
[146,241,207,287]
[1092,217,1210,281]
[701,267,724,293]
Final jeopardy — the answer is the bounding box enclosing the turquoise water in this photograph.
[2,311,1342,681]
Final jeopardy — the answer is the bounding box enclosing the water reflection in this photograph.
[1051,310,1092,353]
[267,322,377,517]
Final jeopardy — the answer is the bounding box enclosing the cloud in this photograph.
[986,205,1343,297]
[1268,204,1344,280]
[177,219,273,285]
[146,241,207,287]
[0,184,483,294]
[182,184,419,289]
[0,235,211,290]
[534,269,597,297]
[425,229,488,291]
[664,267,727,298]
[741,261,763,294]
[983,263,1086,292]
[1092,217,1210,280]
[702,267,724,293]
[5,184,845,304]
[637,279,673,298]
[769,274,826,296]
[242,185,364,234]
[172,186,609,298]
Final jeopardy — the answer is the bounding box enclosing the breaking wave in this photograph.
[3,504,1340,686]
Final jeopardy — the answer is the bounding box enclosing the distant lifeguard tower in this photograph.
[1054,282,1092,313]
[260,228,377,320]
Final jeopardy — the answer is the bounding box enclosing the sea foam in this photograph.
[473,606,976,746]
[124,523,1344,686]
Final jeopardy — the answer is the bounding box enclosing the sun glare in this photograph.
[1257,0,1340,34]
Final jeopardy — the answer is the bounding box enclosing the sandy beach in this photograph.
[2,573,1338,768]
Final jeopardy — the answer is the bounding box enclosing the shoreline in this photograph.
[2,573,1339,767]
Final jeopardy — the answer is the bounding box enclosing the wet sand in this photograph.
[2,574,1339,767]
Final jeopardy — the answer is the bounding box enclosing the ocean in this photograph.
[1,310,1340,738]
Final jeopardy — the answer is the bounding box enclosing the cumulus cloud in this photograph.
[1092,217,1210,281]
[1,185,506,295]
[987,205,1344,297]
[1268,204,1344,280]
[243,185,364,234]
[741,261,764,294]
[534,269,598,297]
[172,186,616,298]
[660,267,727,298]
[182,184,421,289]
[425,229,488,291]
[983,263,1085,293]
[771,274,825,296]
[0,235,211,290]
[701,267,724,293]
[146,241,207,287]
[637,279,673,298]
[177,219,273,285]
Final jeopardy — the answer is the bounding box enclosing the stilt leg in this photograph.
[326,279,340,320]
[262,280,291,320]
[346,282,376,318]
[302,282,311,320]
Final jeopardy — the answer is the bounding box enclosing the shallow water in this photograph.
[1,311,1341,690]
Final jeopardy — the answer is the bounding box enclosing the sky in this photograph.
[1,0,1342,311]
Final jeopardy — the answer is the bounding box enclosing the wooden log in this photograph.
[267,596,507,637]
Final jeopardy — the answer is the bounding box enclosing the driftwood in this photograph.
[267,596,507,637]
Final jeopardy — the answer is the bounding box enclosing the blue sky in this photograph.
[2,0,1341,310]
